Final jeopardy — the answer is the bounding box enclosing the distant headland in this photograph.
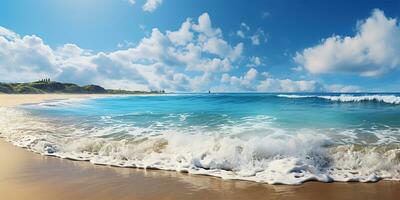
[0,79,165,94]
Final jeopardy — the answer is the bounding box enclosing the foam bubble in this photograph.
[277,94,400,105]
[319,95,400,104]
[276,94,316,99]
[1,107,400,185]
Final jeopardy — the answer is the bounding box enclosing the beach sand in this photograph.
[0,94,114,107]
[0,94,399,200]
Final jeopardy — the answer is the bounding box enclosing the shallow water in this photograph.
[1,93,400,184]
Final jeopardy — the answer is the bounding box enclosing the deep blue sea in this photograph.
[1,93,400,184]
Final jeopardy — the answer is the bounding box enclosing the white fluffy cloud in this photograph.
[203,37,231,57]
[235,23,267,46]
[218,68,360,92]
[250,29,267,46]
[0,26,18,39]
[245,68,258,80]
[326,84,361,93]
[192,13,222,38]
[0,11,363,93]
[256,78,323,92]
[219,69,327,92]
[167,19,193,46]
[220,68,259,91]
[0,13,246,92]
[236,23,249,38]
[0,33,59,82]
[247,56,262,67]
[295,9,400,77]
[142,0,163,12]
[236,30,245,39]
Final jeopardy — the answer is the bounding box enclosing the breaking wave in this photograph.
[277,94,400,105]
[1,107,400,185]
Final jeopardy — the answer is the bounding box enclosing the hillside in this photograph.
[0,80,164,94]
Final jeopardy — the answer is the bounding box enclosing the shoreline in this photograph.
[1,140,399,200]
[1,94,400,199]
[0,94,118,107]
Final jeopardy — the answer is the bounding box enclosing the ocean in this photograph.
[1,93,400,185]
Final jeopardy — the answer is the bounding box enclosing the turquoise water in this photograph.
[1,93,400,184]
[25,93,400,128]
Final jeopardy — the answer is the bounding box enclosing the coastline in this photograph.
[1,140,399,200]
[0,94,116,107]
[0,94,400,200]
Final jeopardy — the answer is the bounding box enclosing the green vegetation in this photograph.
[0,79,165,94]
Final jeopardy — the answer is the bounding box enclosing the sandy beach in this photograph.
[0,94,116,107]
[0,94,399,200]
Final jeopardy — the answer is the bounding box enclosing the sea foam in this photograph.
[277,94,400,104]
[1,107,400,185]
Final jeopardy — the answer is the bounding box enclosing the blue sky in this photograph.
[0,0,400,92]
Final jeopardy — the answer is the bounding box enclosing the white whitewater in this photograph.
[1,107,400,185]
[277,94,400,104]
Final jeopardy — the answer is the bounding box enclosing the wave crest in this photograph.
[1,107,400,185]
[277,94,400,104]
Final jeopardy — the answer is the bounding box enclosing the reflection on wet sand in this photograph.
[0,140,399,200]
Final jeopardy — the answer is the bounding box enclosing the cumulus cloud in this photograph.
[218,68,360,92]
[326,84,361,93]
[220,68,259,91]
[167,19,193,46]
[142,0,163,12]
[0,12,363,93]
[291,65,303,72]
[0,34,58,82]
[203,37,231,57]
[235,23,267,46]
[255,78,360,93]
[246,56,262,67]
[295,9,400,77]
[117,40,135,48]
[192,13,222,37]
[217,69,351,92]
[236,30,245,39]
[0,26,18,39]
[256,78,323,92]
[245,68,258,80]
[0,13,246,92]
[236,22,250,39]
[250,29,267,46]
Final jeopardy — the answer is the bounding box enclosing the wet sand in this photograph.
[0,94,115,107]
[0,94,399,200]
[0,140,399,200]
